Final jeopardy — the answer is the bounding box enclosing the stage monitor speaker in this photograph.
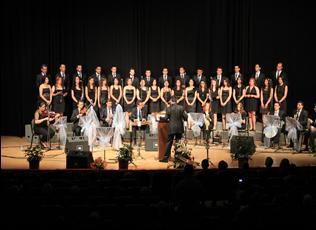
[66,151,93,169]
[145,133,158,151]
[65,136,89,153]
[230,136,255,153]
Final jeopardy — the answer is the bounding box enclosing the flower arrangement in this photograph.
[117,144,133,163]
[173,142,195,169]
[91,157,105,169]
[24,145,44,162]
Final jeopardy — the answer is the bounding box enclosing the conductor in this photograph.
[160,97,188,162]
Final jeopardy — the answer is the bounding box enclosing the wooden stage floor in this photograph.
[1,136,316,170]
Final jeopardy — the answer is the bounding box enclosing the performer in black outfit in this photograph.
[110,78,123,110]
[33,102,57,148]
[219,79,232,130]
[70,101,86,136]
[245,77,260,131]
[274,76,288,113]
[85,77,98,111]
[235,102,247,130]
[196,80,209,113]
[260,78,273,115]
[160,97,188,162]
[253,64,265,88]
[123,78,136,112]
[158,67,173,88]
[160,80,172,111]
[52,76,67,115]
[193,68,206,88]
[175,67,190,88]
[232,76,245,111]
[107,66,121,86]
[172,79,185,107]
[130,101,147,146]
[185,79,197,113]
[270,102,286,147]
[36,64,51,89]
[209,78,220,130]
[73,64,87,87]
[230,65,244,87]
[149,79,160,113]
[143,69,154,87]
[137,79,150,116]
[71,76,84,110]
[98,78,110,119]
[271,62,288,87]
[100,101,114,127]
[291,101,308,152]
[38,76,52,106]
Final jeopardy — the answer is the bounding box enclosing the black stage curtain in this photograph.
[2,0,315,136]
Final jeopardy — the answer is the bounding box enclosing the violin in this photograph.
[80,105,87,115]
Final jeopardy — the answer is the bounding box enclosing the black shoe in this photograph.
[159,158,169,163]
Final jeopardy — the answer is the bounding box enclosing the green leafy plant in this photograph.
[231,140,256,160]
[173,142,193,168]
[91,157,105,169]
[117,144,133,163]
[24,145,44,162]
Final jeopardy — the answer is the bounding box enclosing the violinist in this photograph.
[71,100,86,136]
[34,102,57,148]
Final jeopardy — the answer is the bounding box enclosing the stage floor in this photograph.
[1,136,316,170]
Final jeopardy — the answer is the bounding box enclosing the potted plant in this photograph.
[117,144,133,169]
[231,138,256,168]
[91,157,106,170]
[173,142,197,169]
[24,145,44,170]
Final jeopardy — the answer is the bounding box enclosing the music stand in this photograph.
[97,127,114,162]
[53,116,68,150]
[135,121,145,160]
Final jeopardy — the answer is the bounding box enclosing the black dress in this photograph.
[276,84,287,112]
[260,87,272,114]
[220,88,232,114]
[124,88,135,112]
[139,87,148,115]
[34,112,55,142]
[233,85,244,111]
[186,88,196,113]
[245,87,258,112]
[100,89,109,107]
[150,87,160,113]
[210,88,219,113]
[174,88,184,107]
[87,86,98,111]
[197,88,208,113]
[112,87,121,108]
[52,87,65,114]
[161,89,171,111]
[72,87,83,109]
[39,87,51,104]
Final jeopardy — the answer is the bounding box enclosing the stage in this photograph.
[1,136,316,170]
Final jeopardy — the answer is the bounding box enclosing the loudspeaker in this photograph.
[230,136,255,153]
[145,133,158,151]
[66,151,93,169]
[65,136,89,153]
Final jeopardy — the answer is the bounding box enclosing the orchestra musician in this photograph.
[70,100,86,136]
[100,101,114,127]
[130,100,147,146]
[34,102,59,148]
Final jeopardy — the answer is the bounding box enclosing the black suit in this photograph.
[55,72,70,91]
[214,75,226,87]
[142,76,154,87]
[193,75,206,87]
[107,73,121,86]
[36,73,51,88]
[271,70,288,87]
[158,75,173,88]
[271,110,286,145]
[125,76,139,88]
[73,72,87,87]
[100,106,114,127]
[253,72,265,88]
[230,73,244,87]
[130,107,147,145]
[292,109,308,151]
[91,73,105,87]
[70,109,82,136]
[163,104,188,159]
[175,74,190,87]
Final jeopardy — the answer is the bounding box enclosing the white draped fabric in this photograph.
[263,115,280,138]
[148,114,158,135]
[53,116,67,149]
[188,113,205,137]
[112,104,126,150]
[79,106,100,150]
[286,116,302,143]
[226,113,242,140]
[97,127,114,148]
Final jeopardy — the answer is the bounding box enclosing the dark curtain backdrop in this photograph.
[2,0,315,136]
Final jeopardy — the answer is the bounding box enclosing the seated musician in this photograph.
[130,100,147,146]
[289,101,308,152]
[34,102,57,148]
[203,102,213,140]
[70,100,86,136]
[235,102,247,130]
[270,102,286,148]
[100,101,114,127]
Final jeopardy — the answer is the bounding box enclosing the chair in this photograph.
[30,119,39,147]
